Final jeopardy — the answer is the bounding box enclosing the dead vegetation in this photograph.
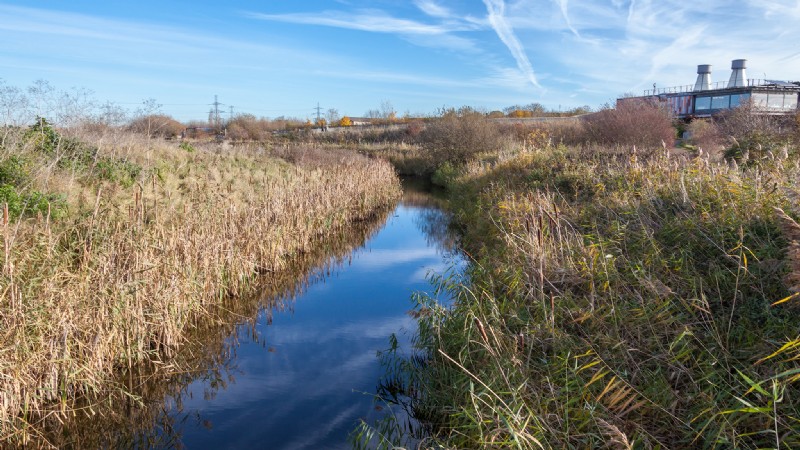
[0,122,400,447]
[358,101,800,449]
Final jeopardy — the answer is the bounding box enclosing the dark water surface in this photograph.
[160,182,461,449]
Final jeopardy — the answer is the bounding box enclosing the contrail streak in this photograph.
[483,0,541,89]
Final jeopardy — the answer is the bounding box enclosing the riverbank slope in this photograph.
[402,146,800,448]
[0,123,400,446]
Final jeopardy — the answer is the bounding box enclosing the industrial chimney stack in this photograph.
[728,59,748,88]
[694,64,712,91]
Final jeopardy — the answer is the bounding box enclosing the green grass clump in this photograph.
[19,117,143,188]
[0,149,67,220]
[385,145,800,448]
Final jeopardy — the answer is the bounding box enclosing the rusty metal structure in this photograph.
[620,59,800,119]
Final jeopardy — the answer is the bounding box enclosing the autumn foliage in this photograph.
[127,114,184,138]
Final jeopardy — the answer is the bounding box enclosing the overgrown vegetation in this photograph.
[357,102,800,448]
[583,98,676,147]
[0,119,400,447]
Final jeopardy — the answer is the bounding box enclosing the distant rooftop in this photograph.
[622,58,800,118]
[643,78,800,97]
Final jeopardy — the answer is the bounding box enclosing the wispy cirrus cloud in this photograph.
[244,9,478,51]
[482,0,541,89]
[414,0,452,19]
[245,10,449,35]
[553,0,581,38]
[413,0,487,29]
[496,0,800,101]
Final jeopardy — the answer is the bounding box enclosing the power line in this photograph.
[211,95,224,128]
[314,102,323,123]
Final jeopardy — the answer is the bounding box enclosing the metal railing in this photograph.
[641,79,798,96]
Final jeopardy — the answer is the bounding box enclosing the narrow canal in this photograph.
[158,181,461,449]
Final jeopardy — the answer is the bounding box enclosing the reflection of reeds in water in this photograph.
[0,131,400,447]
[401,179,460,253]
[44,205,393,449]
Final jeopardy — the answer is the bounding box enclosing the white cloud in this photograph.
[553,0,581,38]
[246,10,450,35]
[498,0,800,100]
[414,0,452,18]
[354,247,440,270]
[482,0,541,89]
[244,8,479,52]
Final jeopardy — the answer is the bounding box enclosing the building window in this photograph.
[752,93,770,109]
[711,95,730,109]
[768,94,785,110]
[785,94,798,110]
[730,93,750,108]
[695,96,711,111]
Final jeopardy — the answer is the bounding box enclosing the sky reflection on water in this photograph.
[168,195,462,449]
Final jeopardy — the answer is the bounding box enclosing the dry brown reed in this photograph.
[0,131,400,447]
[396,143,800,448]
[24,197,393,448]
[774,206,800,294]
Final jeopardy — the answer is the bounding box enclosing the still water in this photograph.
[161,182,461,449]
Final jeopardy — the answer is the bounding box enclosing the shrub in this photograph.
[226,114,274,141]
[716,100,796,164]
[22,117,98,164]
[0,184,66,220]
[406,120,424,139]
[685,118,724,153]
[19,118,143,187]
[22,117,62,155]
[0,155,29,187]
[92,158,141,187]
[179,141,196,153]
[127,114,185,139]
[420,107,507,165]
[430,161,458,188]
[584,99,675,147]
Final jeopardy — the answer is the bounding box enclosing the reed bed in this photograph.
[0,125,400,447]
[34,199,393,449]
[381,145,800,448]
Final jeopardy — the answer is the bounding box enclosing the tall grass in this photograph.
[379,144,800,448]
[0,124,400,447]
[32,199,393,448]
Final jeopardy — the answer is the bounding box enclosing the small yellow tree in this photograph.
[340,116,352,127]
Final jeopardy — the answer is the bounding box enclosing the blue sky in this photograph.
[2,0,800,122]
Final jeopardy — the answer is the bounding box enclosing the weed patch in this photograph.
[376,146,800,448]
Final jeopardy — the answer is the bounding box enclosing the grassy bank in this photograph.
[0,121,400,446]
[377,143,800,448]
[35,198,394,449]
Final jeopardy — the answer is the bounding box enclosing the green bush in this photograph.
[20,118,142,187]
[0,184,21,216]
[0,183,65,220]
[99,159,141,187]
[22,117,62,155]
[179,141,196,153]
[0,155,29,187]
[430,161,458,188]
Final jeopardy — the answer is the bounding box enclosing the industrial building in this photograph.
[619,59,800,119]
